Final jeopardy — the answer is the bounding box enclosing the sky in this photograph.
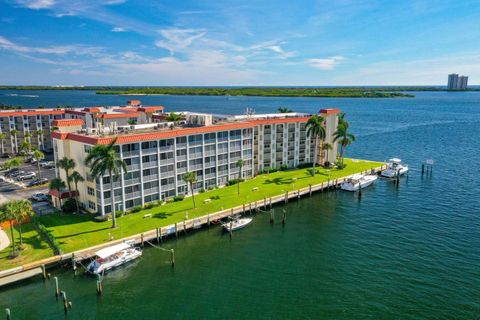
[0,0,479,86]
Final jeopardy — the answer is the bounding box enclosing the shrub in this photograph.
[279,164,288,171]
[297,162,313,169]
[61,198,77,213]
[156,200,164,206]
[166,198,174,204]
[324,161,332,168]
[173,195,185,202]
[211,195,220,200]
[226,178,245,186]
[199,188,205,193]
[32,217,62,255]
[131,205,142,213]
[144,202,155,210]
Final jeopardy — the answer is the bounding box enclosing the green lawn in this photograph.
[0,223,53,270]
[1,158,382,269]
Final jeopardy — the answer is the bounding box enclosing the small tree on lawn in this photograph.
[236,159,245,195]
[183,171,198,208]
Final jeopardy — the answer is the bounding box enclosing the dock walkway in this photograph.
[0,164,386,287]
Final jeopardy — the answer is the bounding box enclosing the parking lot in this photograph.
[0,157,56,206]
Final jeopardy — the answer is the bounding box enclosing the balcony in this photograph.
[176,142,187,149]
[144,186,159,194]
[204,139,216,144]
[176,155,187,161]
[127,164,141,171]
[189,163,203,170]
[122,151,139,158]
[142,161,158,169]
[159,145,174,152]
[142,148,157,155]
[125,191,142,200]
[124,177,141,185]
[143,174,159,182]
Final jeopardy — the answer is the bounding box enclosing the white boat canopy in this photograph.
[95,243,130,259]
[388,158,402,163]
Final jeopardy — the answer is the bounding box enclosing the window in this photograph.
[160,152,174,160]
[176,136,187,144]
[176,149,187,156]
[88,201,96,210]
[188,134,202,143]
[204,133,215,140]
[84,145,92,153]
[87,187,95,196]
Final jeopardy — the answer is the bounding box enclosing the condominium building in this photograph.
[447,73,468,90]
[50,107,340,215]
[0,100,164,156]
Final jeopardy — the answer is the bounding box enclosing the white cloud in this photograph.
[15,0,55,10]
[265,45,295,59]
[155,28,206,54]
[112,27,126,32]
[307,56,345,70]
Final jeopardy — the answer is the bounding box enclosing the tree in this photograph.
[333,118,356,168]
[236,159,245,195]
[2,157,22,171]
[19,140,32,157]
[85,138,127,228]
[166,112,182,122]
[34,129,44,149]
[57,157,76,193]
[9,129,18,154]
[0,132,6,156]
[32,149,45,179]
[49,177,66,207]
[51,126,59,132]
[278,107,293,113]
[24,132,32,143]
[322,143,333,166]
[1,201,19,257]
[68,171,84,214]
[15,200,33,249]
[182,171,198,208]
[306,115,326,175]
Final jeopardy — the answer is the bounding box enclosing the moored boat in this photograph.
[87,242,142,274]
[341,174,378,192]
[222,217,253,232]
[381,158,409,178]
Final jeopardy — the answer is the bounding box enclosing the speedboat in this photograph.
[222,217,253,232]
[381,158,409,178]
[341,174,378,192]
[87,242,142,274]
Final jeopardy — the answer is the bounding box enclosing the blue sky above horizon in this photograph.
[0,0,479,86]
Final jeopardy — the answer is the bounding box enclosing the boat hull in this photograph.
[381,167,408,178]
[88,249,142,275]
[223,218,253,232]
[341,175,377,192]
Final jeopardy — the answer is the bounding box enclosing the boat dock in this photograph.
[0,164,386,287]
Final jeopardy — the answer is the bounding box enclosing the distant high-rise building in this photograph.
[448,73,468,90]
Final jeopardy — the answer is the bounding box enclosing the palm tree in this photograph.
[24,132,32,143]
[333,120,356,168]
[51,126,59,132]
[68,171,84,214]
[34,129,44,149]
[49,177,66,207]
[32,149,45,179]
[182,171,198,208]
[236,159,245,195]
[57,157,76,193]
[3,157,22,171]
[0,132,6,156]
[166,112,182,122]
[306,115,326,175]
[278,107,293,113]
[9,129,18,154]
[1,201,19,257]
[322,143,333,166]
[85,138,127,228]
[16,200,33,249]
[19,140,32,157]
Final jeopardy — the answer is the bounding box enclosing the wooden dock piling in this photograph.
[282,209,286,225]
[309,184,312,197]
[170,249,175,267]
[5,308,10,320]
[41,264,46,279]
[54,276,59,299]
[156,228,160,243]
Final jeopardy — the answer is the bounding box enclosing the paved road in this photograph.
[0,185,49,205]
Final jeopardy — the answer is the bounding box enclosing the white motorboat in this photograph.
[222,217,253,232]
[381,158,409,178]
[341,174,378,192]
[87,242,142,274]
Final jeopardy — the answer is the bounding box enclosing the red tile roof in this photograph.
[138,106,164,113]
[0,109,65,117]
[52,116,314,145]
[127,100,141,106]
[65,110,86,116]
[320,108,341,115]
[51,119,85,127]
[83,107,102,113]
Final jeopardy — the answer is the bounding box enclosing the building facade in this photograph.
[50,108,340,216]
[447,73,468,90]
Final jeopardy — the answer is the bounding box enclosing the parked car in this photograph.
[40,161,55,168]
[31,193,49,202]
[27,178,49,187]
[9,170,25,178]
[17,172,36,181]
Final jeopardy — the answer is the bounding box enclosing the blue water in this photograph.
[0,90,479,319]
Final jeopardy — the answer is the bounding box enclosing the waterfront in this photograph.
[0,91,479,319]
